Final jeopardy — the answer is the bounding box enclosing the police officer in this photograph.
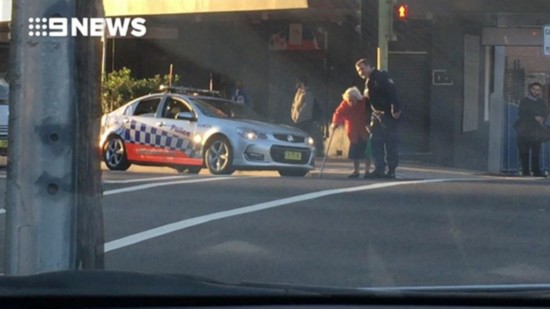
[355,58,402,179]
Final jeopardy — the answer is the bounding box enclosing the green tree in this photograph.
[101,67,179,113]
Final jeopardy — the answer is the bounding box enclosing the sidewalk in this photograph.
[1,155,528,180]
[309,157,484,180]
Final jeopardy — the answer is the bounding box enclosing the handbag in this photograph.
[535,124,550,142]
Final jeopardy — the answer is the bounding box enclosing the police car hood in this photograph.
[222,118,306,135]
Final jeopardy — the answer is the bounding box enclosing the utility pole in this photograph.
[377,0,393,70]
[5,0,104,275]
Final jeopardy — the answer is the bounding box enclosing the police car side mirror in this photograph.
[176,112,197,122]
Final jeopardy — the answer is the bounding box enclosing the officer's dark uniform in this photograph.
[364,69,401,177]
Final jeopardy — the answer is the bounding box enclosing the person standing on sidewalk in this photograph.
[355,58,402,179]
[331,87,371,178]
[291,77,315,135]
[515,82,548,177]
[231,80,249,106]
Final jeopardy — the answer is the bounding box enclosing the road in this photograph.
[1,160,550,289]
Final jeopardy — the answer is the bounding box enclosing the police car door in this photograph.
[155,95,202,166]
[121,95,169,163]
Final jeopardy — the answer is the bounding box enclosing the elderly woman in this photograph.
[331,87,371,178]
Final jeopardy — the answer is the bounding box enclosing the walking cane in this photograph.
[318,126,336,178]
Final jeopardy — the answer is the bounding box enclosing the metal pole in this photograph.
[101,32,106,83]
[377,0,391,70]
[318,127,337,178]
[168,63,173,86]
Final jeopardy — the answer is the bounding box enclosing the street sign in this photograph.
[544,25,550,56]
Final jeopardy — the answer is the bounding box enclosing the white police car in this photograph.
[100,87,315,176]
[0,78,8,142]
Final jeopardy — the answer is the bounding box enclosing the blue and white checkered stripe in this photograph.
[123,120,200,158]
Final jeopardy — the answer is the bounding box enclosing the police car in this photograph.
[100,87,315,176]
[0,78,9,142]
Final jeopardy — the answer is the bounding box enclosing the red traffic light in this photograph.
[396,4,408,21]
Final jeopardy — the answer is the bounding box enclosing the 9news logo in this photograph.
[28,17,147,37]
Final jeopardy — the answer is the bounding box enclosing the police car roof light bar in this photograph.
[159,85,222,97]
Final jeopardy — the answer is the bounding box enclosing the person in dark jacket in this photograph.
[355,58,402,179]
[516,82,548,177]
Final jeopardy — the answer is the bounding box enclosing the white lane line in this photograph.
[104,176,239,196]
[0,177,243,215]
[0,177,240,215]
[104,178,457,253]
[0,174,5,179]
[103,175,193,184]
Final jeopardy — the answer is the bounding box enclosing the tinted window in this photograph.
[133,98,161,117]
[162,97,192,119]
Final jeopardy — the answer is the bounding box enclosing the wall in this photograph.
[428,17,490,170]
[109,13,363,152]
[453,18,491,170]
[110,16,270,116]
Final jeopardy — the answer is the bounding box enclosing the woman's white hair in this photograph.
[342,86,363,101]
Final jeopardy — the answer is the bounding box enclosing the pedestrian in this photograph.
[231,80,249,106]
[290,77,315,135]
[331,87,371,178]
[514,82,548,177]
[355,58,402,179]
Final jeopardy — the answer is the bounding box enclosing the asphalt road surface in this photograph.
[0,161,549,289]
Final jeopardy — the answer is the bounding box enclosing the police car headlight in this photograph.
[237,128,266,140]
[193,134,202,144]
[307,137,315,146]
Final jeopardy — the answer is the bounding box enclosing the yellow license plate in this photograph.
[284,151,302,160]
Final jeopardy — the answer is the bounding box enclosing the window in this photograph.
[162,97,192,119]
[133,98,161,117]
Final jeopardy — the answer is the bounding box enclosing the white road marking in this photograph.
[0,176,243,216]
[104,176,239,196]
[103,175,193,184]
[104,178,458,253]
[0,174,5,179]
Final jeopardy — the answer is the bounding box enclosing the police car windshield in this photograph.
[190,98,229,118]
[192,98,267,121]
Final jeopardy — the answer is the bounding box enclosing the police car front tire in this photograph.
[103,136,131,171]
[205,136,234,175]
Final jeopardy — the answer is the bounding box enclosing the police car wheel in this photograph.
[278,169,308,177]
[103,136,131,171]
[205,136,234,175]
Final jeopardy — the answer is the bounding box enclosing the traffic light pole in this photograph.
[5,0,104,275]
[377,0,393,70]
